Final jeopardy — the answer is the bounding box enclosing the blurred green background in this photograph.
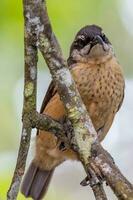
[0,0,133,199]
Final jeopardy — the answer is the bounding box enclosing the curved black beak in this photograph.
[90,35,108,52]
[92,35,104,46]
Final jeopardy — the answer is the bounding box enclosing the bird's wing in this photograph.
[36,80,57,135]
[40,80,57,113]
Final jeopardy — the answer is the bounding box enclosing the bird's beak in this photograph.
[94,35,104,46]
[91,35,109,51]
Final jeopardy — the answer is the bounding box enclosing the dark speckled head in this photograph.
[68,25,113,66]
[77,25,102,38]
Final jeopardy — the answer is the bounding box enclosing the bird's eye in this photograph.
[101,33,109,43]
[102,34,106,40]
[74,38,85,49]
[78,39,85,46]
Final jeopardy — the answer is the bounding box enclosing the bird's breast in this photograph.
[71,59,124,130]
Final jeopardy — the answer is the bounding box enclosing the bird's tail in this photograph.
[21,162,54,200]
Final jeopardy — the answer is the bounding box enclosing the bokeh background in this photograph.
[0,0,133,199]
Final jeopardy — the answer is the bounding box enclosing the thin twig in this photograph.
[32,112,70,146]
[7,2,38,199]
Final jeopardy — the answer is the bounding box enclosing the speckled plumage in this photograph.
[71,57,124,141]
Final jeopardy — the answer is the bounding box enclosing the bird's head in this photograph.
[68,25,114,66]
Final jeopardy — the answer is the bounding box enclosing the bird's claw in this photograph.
[80,166,104,187]
[80,176,90,186]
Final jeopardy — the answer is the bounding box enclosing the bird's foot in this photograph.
[80,165,104,187]
[80,175,91,186]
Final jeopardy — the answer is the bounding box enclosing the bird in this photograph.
[21,25,125,200]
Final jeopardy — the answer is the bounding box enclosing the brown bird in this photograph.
[21,25,125,199]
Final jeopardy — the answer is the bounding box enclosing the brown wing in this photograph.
[40,80,57,113]
[37,80,57,135]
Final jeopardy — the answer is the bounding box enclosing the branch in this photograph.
[35,3,108,199]
[7,9,38,198]
[32,112,70,146]
[91,144,133,199]
[36,0,97,170]
[92,184,108,200]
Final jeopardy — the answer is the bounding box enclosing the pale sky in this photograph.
[121,0,133,35]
